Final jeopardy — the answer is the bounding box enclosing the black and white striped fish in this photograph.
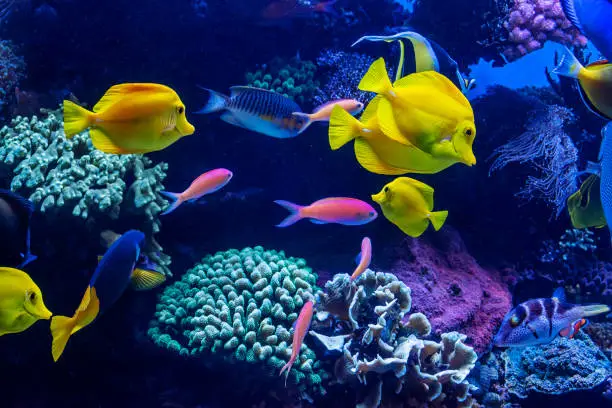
[196,86,311,138]
[493,288,609,347]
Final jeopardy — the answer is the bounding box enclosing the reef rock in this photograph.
[388,228,512,354]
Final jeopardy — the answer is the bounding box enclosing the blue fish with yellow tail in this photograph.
[493,288,609,347]
[50,230,166,362]
[584,123,612,244]
[561,0,612,61]
[196,86,311,138]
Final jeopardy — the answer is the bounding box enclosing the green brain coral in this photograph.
[148,246,327,395]
[245,57,319,107]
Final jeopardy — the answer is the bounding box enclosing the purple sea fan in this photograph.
[488,105,579,218]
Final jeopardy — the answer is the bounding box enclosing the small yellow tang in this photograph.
[63,83,195,154]
[371,177,448,237]
[328,99,458,175]
[358,58,476,166]
[0,267,52,336]
[567,174,606,229]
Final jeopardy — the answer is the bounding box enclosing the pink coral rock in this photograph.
[387,228,512,354]
[503,0,587,61]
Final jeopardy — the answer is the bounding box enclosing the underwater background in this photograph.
[0,0,611,407]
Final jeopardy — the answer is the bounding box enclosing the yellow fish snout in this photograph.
[24,291,52,321]
[180,120,196,136]
[371,192,385,204]
[463,151,477,166]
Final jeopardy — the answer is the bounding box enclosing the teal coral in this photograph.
[0,109,171,274]
[245,57,319,107]
[502,332,611,398]
[148,246,327,395]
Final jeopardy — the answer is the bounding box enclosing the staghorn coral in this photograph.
[501,0,587,61]
[502,331,611,398]
[315,270,478,407]
[245,57,318,107]
[148,246,327,396]
[0,40,26,112]
[0,110,171,274]
[489,104,579,218]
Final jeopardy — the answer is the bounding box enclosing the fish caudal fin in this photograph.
[552,48,583,79]
[358,58,394,96]
[195,87,229,114]
[581,304,610,317]
[274,200,304,227]
[279,359,294,387]
[328,106,361,150]
[63,100,93,139]
[160,191,184,215]
[131,268,167,291]
[429,210,448,231]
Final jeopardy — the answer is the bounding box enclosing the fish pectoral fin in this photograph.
[89,129,129,154]
[130,268,167,291]
[559,325,572,338]
[354,139,408,175]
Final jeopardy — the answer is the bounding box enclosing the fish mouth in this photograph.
[25,302,52,320]
[371,193,384,204]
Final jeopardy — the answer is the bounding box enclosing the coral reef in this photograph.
[0,40,26,112]
[387,228,512,354]
[501,0,587,61]
[148,246,327,396]
[314,270,478,407]
[489,104,579,218]
[502,332,611,398]
[0,110,171,274]
[539,228,597,263]
[586,322,612,359]
[245,57,318,107]
[313,50,377,106]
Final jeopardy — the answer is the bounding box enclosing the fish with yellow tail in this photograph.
[357,58,476,166]
[63,83,195,154]
[494,288,609,347]
[280,299,314,386]
[567,174,606,229]
[351,237,371,281]
[328,101,458,175]
[0,267,52,336]
[50,230,166,362]
[371,177,447,238]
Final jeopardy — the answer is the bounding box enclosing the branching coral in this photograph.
[489,104,579,218]
[245,57,318,107]
[148,246,327,396]
[313,270,478,407]
[0,40,25,112]
[0,110,171,274]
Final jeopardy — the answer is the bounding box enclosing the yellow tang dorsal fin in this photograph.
[359,95,382,126]
[354,139,409,175]
[397,177,435,209]
[131,268,166,291]
[395,71,469,110]
[93,83,174,113]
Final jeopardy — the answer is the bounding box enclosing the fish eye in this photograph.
[177,106,184,114]
[384,186,389,193]
[465,128,473,137]
[509,315,520,327]
[368,211,375,217]
[29,291,36,302]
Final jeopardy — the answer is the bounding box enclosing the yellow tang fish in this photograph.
[553,47,612,120]
[0,267,52,336]
[328,99,457,175]
[63,83,195,154]
[358,58,476,166]
[567,174,606,229]
[371,177,448,237]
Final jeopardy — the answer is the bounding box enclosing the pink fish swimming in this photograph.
[161,168,233,215]
[351,237,372,281]
[274,197,378,227]
[293,99,364,123]
[280,300,314,386]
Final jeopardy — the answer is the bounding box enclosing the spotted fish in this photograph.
[493,288,609,347]
[196,86,311,138]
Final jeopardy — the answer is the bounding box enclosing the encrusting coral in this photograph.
[314,270,478,407]
[148,246,327,396]
[0,109,171,274]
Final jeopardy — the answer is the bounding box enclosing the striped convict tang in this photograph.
[195,86,312,138]
[493,287,609,347]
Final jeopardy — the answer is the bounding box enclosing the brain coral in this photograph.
[148,246,327,396]
[0,109,171,274]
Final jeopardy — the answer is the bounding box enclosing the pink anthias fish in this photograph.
[280,300,314,386]
[350,237,372,281]
[161,168,233,215]
[293,99,364,123]
[274,197,378,227]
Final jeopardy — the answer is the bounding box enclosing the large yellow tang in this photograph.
[358,58,476,166]
[63,83,195,154]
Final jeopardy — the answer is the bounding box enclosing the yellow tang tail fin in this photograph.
[429,210,448,231]
[328,106,362,150]
[50,286,100,362]
[358,58,393,96]
[63,100,93,139]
